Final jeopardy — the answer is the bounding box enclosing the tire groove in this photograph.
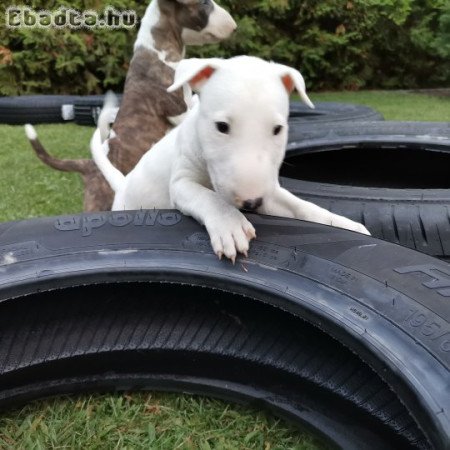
[9,304,35,371]
[171,311,198,350]
[131,297,164,351]
[209,319,233,352]
[139,301,172,351]
[160,308,184,348]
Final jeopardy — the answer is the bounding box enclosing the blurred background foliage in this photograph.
[0,0,448,95]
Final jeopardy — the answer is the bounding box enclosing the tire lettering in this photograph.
[55,216,81,231]
[421,322,440,337]
[54,210,183,236]
[109,212,133,227]
[441,340,450,352]
[82,215,107,237]
[410,313,427,328]
[395,264,450,298]
[403,310,450,352]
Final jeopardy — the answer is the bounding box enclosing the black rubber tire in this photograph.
[289,101,384,123]
[0,96,382,126]
[73,95,123,126]
[0,95,79,125]
[70,97,383,127]
[0,211,449,449]
[282,121,450,260]
[287,121,450,150]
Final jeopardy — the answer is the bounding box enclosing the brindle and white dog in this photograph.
[25,0,236,212]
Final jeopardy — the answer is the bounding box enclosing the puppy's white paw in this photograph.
[206,212,256,263]
[354,223,371,236]
[331,216,371,235]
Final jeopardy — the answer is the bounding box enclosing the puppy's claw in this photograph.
[360,225,371,236]
[244,228,256,240]
[217,251,223,261]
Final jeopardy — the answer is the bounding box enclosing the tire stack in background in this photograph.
[284,119,450,261]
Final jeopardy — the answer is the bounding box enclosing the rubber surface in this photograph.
[0,95,78,124]
[286,121,450,153]
[283,121,450,260]
[0,95,382,126]
[289,101,384,124]
[0,211,449,449]
[72,97,383,126]
[73,95,123,126]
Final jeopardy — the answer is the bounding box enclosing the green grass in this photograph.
[0,123,90,222]
[310,90,450,121]
[0,89,448,449]
[0,394,324,449]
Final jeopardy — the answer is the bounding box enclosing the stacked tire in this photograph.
[0,94,123,126]
[284,121,450,260]
[0,211,449,449]
[0,95,382,126]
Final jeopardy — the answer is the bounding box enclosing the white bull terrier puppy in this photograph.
[91,56,370,262]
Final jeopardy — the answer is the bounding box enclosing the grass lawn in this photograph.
[311,90,450,121]
[0,394,324,449]
[0,90,448,449]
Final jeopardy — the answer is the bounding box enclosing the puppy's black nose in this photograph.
[243,198,263,211]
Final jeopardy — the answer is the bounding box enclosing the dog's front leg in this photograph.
[171,178,256,262]
[261,186,370,235]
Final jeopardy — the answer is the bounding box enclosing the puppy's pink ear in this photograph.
[274,64,315,109]
[281,74,295,94]
[190,66,216,89]
[168,58,223,93]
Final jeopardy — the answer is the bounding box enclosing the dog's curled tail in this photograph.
[25,124,89,174]
[98,91,119,142]
[90,128,125,192]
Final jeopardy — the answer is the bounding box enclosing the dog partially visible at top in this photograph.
[25,0,237,212]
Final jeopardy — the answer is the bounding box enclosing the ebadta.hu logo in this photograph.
[5,6,137,29]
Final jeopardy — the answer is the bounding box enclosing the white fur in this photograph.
[204,1,238,40]
[90,128,125,192]
[181,1,237,45]
[92,56,370,262]
[98,91,119,142]
[25,124,37,141]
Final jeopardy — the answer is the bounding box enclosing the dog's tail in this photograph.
[90,127,125,192]
[25,124,89,174]
[98,91,119,142]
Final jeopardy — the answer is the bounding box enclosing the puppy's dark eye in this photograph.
[273,125,283,136]
[216,122,230,134]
